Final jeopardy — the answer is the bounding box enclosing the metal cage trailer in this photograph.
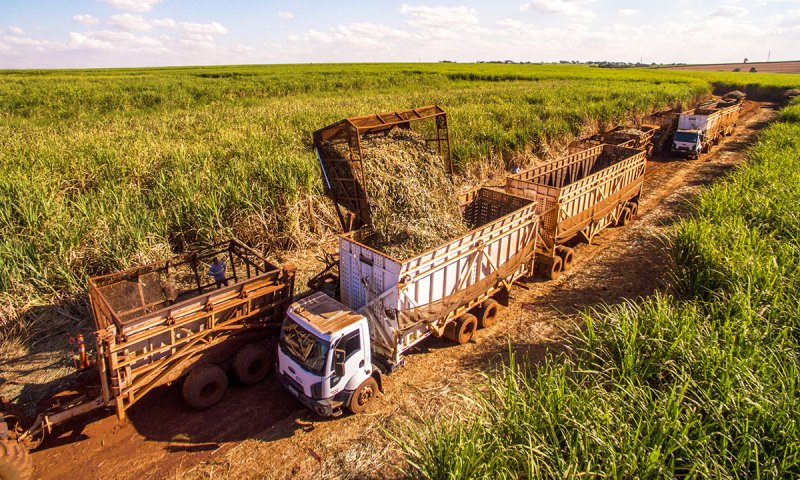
[339,187,539,367]
[569,125,660,157]
[9,241,295,455]
[313,105,452,233]
[506,144,647,279]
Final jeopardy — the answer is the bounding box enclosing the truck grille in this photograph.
[283,374,304,395]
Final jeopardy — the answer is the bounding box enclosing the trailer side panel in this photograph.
[507,145,646,256]
[339,188,538,365]
[89,241,295,417]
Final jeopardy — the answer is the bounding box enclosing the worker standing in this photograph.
[208,258,229,288]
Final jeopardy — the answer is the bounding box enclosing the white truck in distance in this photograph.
[671,97,743,159]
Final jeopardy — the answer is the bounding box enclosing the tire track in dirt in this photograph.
[31,101,777,480]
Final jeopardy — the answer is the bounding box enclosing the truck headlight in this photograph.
[310,381,323,399]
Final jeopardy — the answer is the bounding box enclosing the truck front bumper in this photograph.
[672,147,697,157]
[278,373,339,417]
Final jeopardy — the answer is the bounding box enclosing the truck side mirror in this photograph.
[333,349,346,377]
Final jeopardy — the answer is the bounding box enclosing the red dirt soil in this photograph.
[666,61,800,74]
[29,101,777,480]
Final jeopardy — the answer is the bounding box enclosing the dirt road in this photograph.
[30,101,776,480]
[666,61,800,74]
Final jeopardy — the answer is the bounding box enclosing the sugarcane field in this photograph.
[2,3,800,480]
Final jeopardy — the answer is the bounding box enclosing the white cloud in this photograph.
[178,33,216,50]
[399,4,479,30]
[99,0,162,13]
[277,11,294,19]
[106,15,229,34]
[0,33,66,55]
[68,30,164,52]
[9,26,25,34]
[498,18,524,29]
[151,18,227,34]
[292,23,410,48]
[521,0,597,22]
[617,8,638,16]
[0,19,243,67]
[72,14,101,25]
[150,18,176,28]
[109,13,151,30]
[173,21,227,34]
[779,9,800,26]
[711,5,749,17]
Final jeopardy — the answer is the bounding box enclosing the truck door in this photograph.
[329,328,366,395]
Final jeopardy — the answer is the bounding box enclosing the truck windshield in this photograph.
[674,131,699,143]
[280,318,329,376]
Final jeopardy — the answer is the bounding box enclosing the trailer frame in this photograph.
[338,188,539,368]
[506,144,647,278]
[313,105,452,232]
[16,241,296,447]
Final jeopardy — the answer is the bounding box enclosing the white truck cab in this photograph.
[671,129,703,158]
[277,292,382,417]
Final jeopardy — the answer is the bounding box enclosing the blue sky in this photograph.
[0,0,798,68]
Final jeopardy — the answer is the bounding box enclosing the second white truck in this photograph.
[671,97,743,159]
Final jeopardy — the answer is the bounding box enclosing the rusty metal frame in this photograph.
[86,242,295,419]
[313,105,452,232]
[88,240,275,331]
[506,144,647,260]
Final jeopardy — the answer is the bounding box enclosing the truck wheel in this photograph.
[628,202,639,219]
[555,246,574,272]
[348,377,379,414]
[476,299,500,329]
[545,256,563,280]
[617,207,632,227]
[444,314,478,344]
[0,439,32,480]
[233,343,271,385]
[182,364,228,410]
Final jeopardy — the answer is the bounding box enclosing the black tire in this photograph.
[182,364,228,410]
[232,343,272,385]
[348,377,379,414]
[545,255,563,280]
[617,207,632,227]
[0,439,32,480]
[556,246,574,272]
[476,299,500,329]
[444,313,478,344]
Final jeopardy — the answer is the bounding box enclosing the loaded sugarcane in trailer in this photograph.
[277,107,541,416]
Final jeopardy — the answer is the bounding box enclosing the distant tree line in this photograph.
[439,60,690,68]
